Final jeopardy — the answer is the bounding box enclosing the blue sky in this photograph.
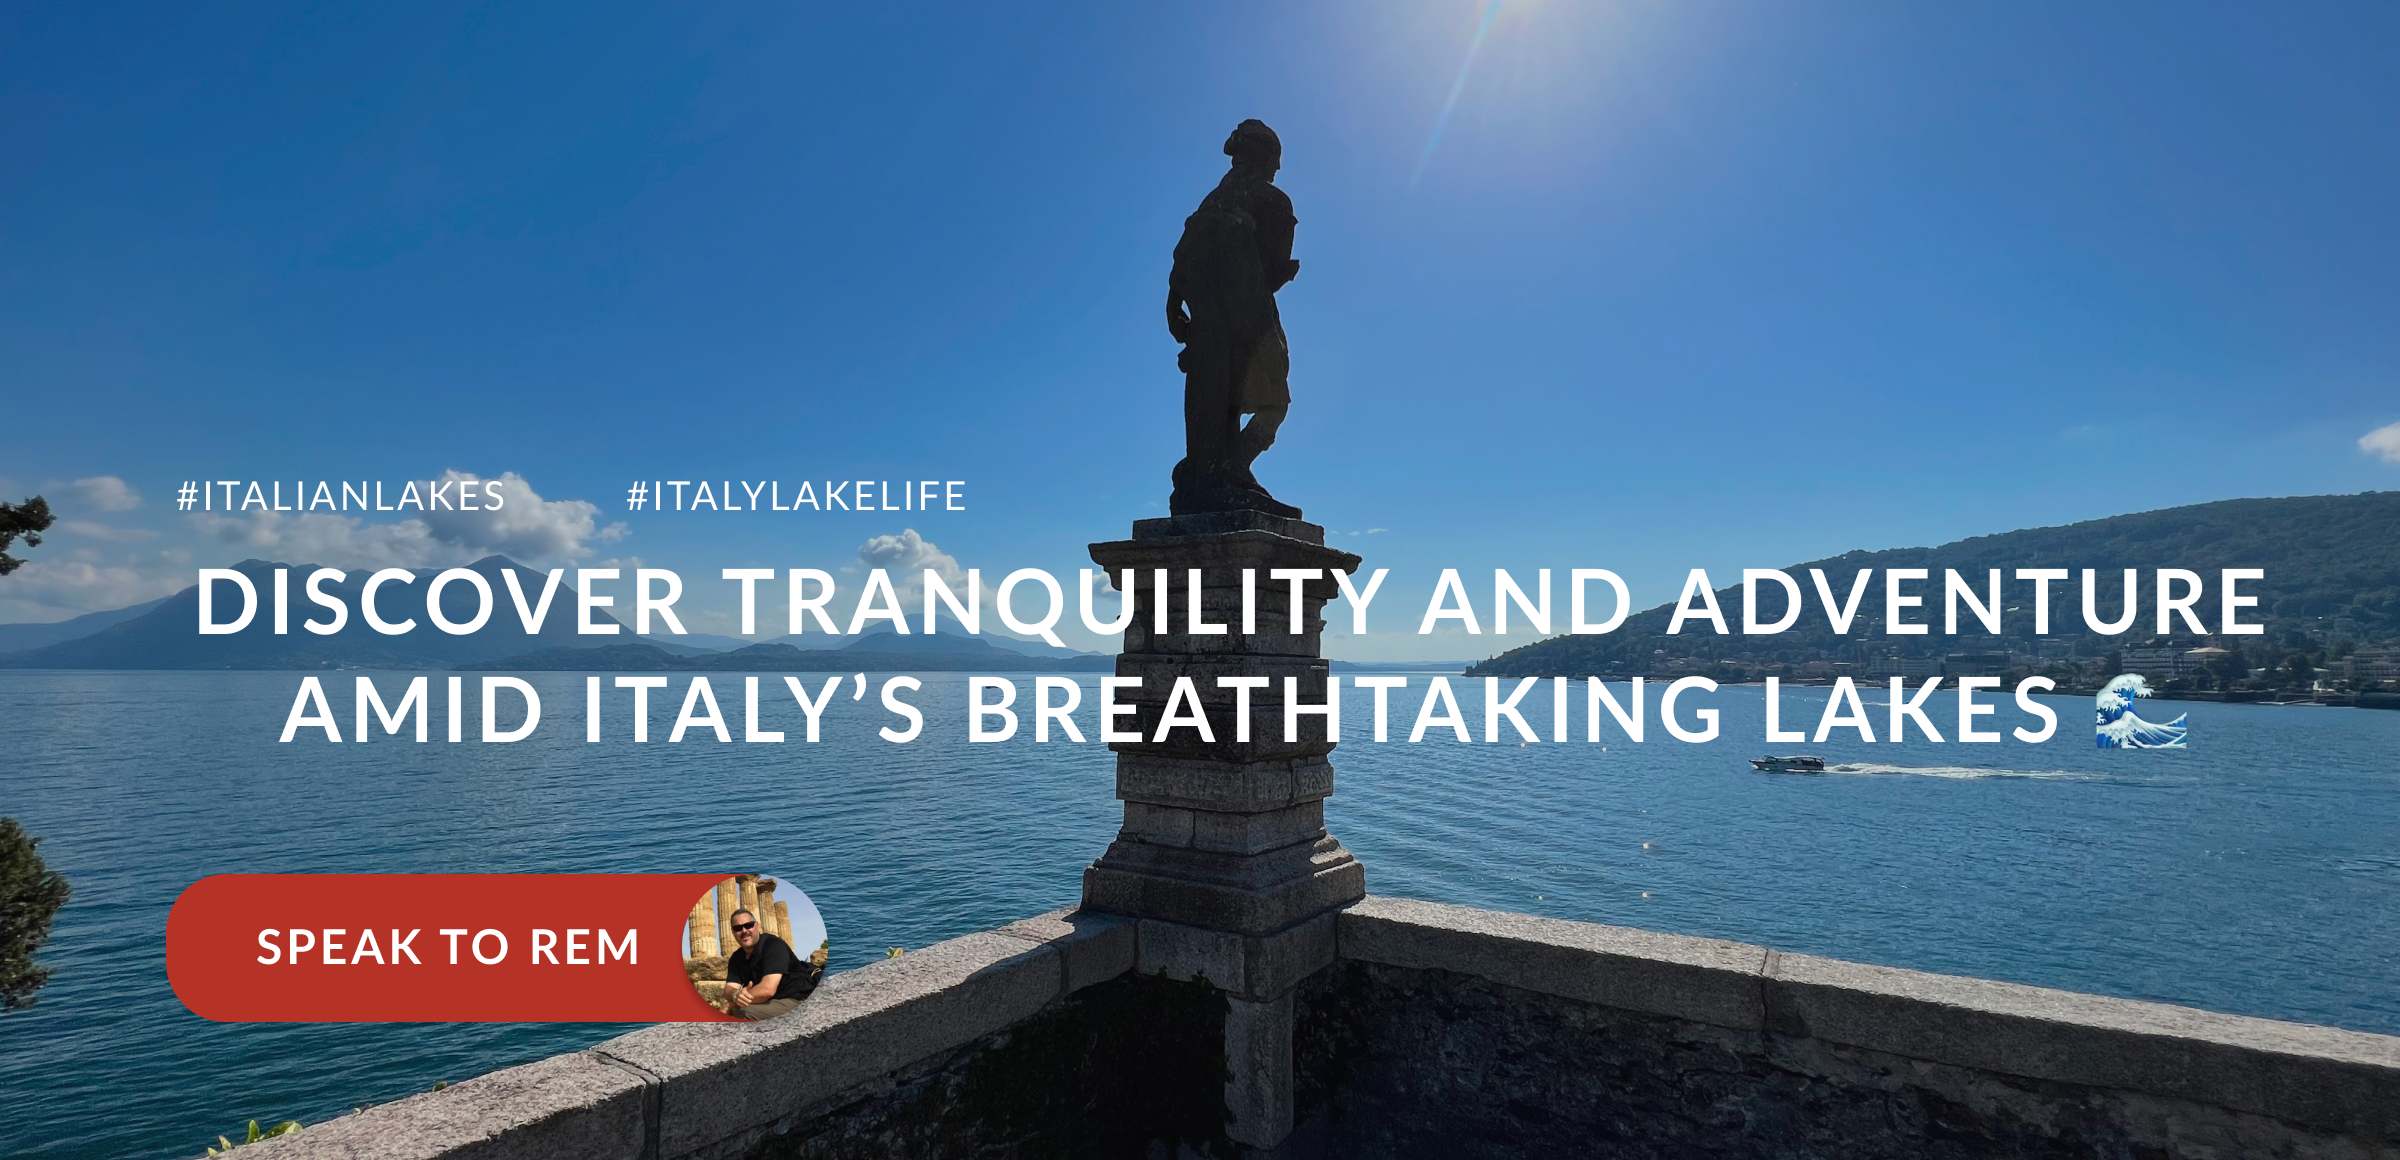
[4,1,2397,657]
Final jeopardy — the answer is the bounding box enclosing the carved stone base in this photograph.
[1083,512,1366,1149]
[1083,514,1363,934]
[1084,849,1363,938]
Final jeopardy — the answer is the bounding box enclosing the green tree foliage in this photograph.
[1,817,71,1010]
[2205,650,2249,690]
[0,495,54,576]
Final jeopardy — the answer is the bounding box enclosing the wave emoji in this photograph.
[2095,674,2187,749]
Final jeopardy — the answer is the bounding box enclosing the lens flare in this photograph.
[1410,0,1506,187]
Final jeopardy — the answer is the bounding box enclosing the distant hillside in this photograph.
[0,561,1117,670]
[0,557,629,669]
[1467,492,2400,678]
[0,597,169,653]
[658,631,749,653]
[838,630,1008,655]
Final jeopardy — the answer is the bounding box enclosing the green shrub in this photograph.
[206,1120,300,1155]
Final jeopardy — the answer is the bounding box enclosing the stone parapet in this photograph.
[1767,950,2400,1143]
[233,900,2400,1159]
[1332,896,2400,1149]
[234,909,1133,1160]
[219,1053,652,1160]
[1337,896,1772,1032]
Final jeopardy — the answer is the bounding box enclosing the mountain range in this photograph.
[0,597,169,654]
[1465,491,2399,678]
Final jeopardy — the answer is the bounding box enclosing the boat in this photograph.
[1749,755,1826,773]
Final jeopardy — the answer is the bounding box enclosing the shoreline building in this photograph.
[2342,645,2400,685]
[2119,639,2213,680]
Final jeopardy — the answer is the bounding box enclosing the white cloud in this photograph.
[55,520,157,543]
[856,529,966,606]
[420,471,625,563]
[187,471,626,570]
[67,476,141,512]
[2360,420,2400,465]
[0,549,192,622]
[191,509,447,569]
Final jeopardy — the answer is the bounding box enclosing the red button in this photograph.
[166,874,737,1022]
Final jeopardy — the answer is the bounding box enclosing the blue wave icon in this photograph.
[2095,674,2188,749]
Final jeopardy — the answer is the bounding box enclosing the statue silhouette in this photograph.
[1167,119,1301,518]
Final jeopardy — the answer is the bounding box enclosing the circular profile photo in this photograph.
[681,874,829,1021]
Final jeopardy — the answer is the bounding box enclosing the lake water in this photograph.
[2,670,2396,1159]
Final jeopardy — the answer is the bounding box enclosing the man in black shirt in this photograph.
[722,907,811,1020]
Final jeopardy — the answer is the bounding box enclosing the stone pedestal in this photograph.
[1083,510,1365,1150]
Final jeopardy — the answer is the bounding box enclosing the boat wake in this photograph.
[1825,763,2101,781]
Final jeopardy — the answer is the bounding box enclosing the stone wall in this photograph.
[238,898,2400,1160]
[236,910,1150,1160]
[1306,897,2400,1159]
[746,969,1229,1160]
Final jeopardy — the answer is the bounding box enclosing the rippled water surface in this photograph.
[2,671,2395,1159]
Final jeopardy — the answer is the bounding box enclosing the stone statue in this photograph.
[1167,119,1302,518]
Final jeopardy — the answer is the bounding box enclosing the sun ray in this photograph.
[1410,0,1506,187]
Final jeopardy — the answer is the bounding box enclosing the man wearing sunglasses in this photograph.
[721,907,810,1020]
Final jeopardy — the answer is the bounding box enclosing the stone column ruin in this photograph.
[687,892,718,959]
[713,876,738,953]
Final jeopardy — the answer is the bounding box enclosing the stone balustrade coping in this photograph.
[237,911,1133,1160]
[234,897,2400,1159]
[1338,896,2400,1141]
